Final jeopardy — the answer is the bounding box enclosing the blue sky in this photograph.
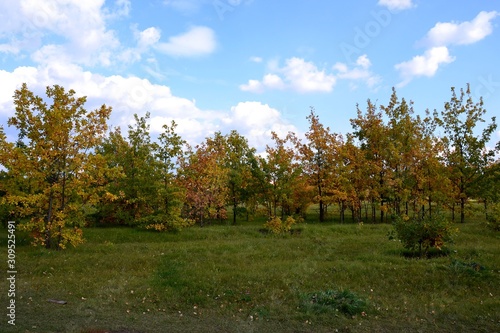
[0,0,499,152]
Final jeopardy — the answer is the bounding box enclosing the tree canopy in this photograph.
[0,83,498,248]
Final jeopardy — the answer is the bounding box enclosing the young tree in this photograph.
[299,108,342,222]
[341,134,369,223]
[0,84,112,249]
[350,100,387,222]
[265,131,306,218]
[178,134,229,226]
[434,84,498,223]
[154,120,186,226]
[224,130,256,224]
[96,114,187,230]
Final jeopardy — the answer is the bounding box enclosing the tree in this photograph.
[178,133,229,226]
[264,131,307,218]
[0,84,112,249]
[96,114,188,231]
[97,113,159,224]
[350,100,387,222]
[153,120,187,228]
[299,108,342,222]
[224,130,256,224]
[434,84,498,223]
[341,134,369,223]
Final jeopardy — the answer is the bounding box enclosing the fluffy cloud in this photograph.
[283,58,336,93]
[156,26,216,57]
[0,0,126,66]
[227,102,298,149]
[422,11,499,47]
[377,0,414,11]
[240,57,336,93]
[0,1,216,68]
[333,54,381,89]
[395,47,455,87]
[242,55,382,93]
[395,11,498,86]
[0,62,295,151]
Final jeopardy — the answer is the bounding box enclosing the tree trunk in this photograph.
[484,199,488,220]
[380,200,384,223]
[233,200,237,225]
[452,202,455,222]
[340,201,345,223]
[428,196,432,218]
[371,198,376,223]
[45,190,54,249]
[319,199,324,222]
[460,197,465,223]
[460,178,465,223]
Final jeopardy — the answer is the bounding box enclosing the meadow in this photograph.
[1,213,499,333]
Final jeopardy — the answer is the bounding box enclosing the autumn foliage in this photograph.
[0,83,498,249]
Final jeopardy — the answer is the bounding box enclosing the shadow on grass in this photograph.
[385,247,452,259]
[258,228,303,236]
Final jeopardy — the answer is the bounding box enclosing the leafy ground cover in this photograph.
[1,218,499,332]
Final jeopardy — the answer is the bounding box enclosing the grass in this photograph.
[0,216,499,332]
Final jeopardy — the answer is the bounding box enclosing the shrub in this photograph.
[300,289,367,316]
[388,212,457,257]
[140,214,194,232]
[263,216,297,234]
[486,202,500,231]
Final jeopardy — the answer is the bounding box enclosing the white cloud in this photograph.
[333,54,381,89]
[395,11,499,87]
[0,0,121,66]
[0,62,296,152]
[241,57,336,94]
[283,58,336,93]
[262,74,285,90]
[240,80,264,93]
[137,27,162,49]
[156,26,216,57]
[0,1,215,68]
[106,0,131,18]
[422,11,499,47]
[356,54,371,69]
[227,102,298,149]
[250,56,263,63]
[395,46,455,87]
[378,0,414,11]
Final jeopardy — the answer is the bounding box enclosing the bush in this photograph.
[388,212,457,257]
[263,216,297,235]
[140,214,194,232]
[486,202,500,231]
[300,289,367,316]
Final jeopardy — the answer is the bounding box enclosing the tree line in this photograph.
[0,83,499,249]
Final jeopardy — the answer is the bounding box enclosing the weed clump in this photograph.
[300,289,367,316]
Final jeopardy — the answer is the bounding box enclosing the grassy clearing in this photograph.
[0,218,499,332]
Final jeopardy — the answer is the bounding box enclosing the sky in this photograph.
[0,0,499,152]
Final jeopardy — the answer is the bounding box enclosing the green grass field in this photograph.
[1,216,499,332]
